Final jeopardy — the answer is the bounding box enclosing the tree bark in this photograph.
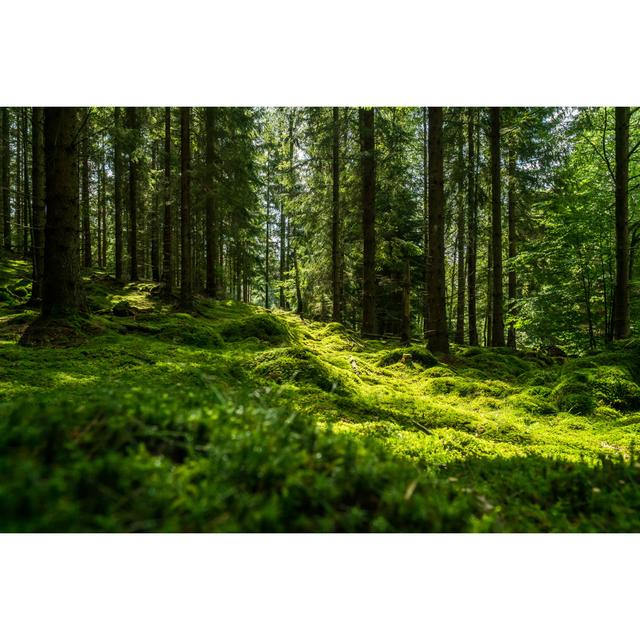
[126,107,138,282]
[331,107,342,323]
[454,114,465,344]
[613,106,630,339]
[30,107,45,303]
[400,253,411,345]
[41,108,86,317]
[205,107,218,297]
[422,107,429,340]
[81,114,92,268]
[114,107,124,282]
[426,107,449,353]
[507,142,517,349]
[359,107,376,337]
[467,108,479,346]
[151,140,160,281]
[489,107,505,347]
[180,107,193,308]
[162,107,173,295]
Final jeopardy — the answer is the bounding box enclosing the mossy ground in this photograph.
[2,257,640,531]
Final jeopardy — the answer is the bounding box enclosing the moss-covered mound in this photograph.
[378,347,438,368]
[220,313,289,345]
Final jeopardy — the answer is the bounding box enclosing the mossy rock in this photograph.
[112,300,135,317]
[253,347,344,392]
[160,325,224,349]
[220,313,288,345]
[551,380,595,415]
[378,347,438,369]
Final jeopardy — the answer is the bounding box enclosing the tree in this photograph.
[205,107,218,297]
[180,107,193,309]
[359,107,376,337]
[2,108,11,250]
[506,142,517,349]
[127,107,139,282]
[426,107,449,353]
[467,108,479,346]
[613,106,630,339]
[162,107,173,295]
[489,107,505,347]
[29,107,45,304]
[454,113,466,344]
[113,107,124,282]
[40,108,86,318]
[81,112,92,268]
[331,107,342,323]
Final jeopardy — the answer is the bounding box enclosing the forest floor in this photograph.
[2,257,640,531]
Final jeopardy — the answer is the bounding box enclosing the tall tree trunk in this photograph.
[467,108,479,346]
[489,107,505,347]
[331,106,342,322]
[293,248,303,316]
[454,114,465,344]
[127,107,138,282]
[400,253,411,345]
[41,108,86,317]
[114,107,124,282]
[507,142,517,349]
[16,111,22,256]
[265,156,270,309]
[422,107,429,340]
[100,152,107,268]
[180,107,193,308]
[162,107,173,295]
[205,107,218,297]
[1,108,10,250]
[21,108,31,259]
[30,107,45,304]
[613,106,630,339]
[279,202,286,308]
[426,107,449,353]
[151,140,160,281]
[81,116,92,268]
[359,107,376,337]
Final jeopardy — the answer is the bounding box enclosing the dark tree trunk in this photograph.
[41,108,86,317]
[293,248,303,316]
[162,107,173,295]
[426,107,449,353]
[454,115,465,344]
[613,106,630,340]
[180,107,193,309]
[1,108,10,250]
[422,107,429,340]
[30,107,45,304]
[21,108,31,259]
[127,107,138,282]
[400,253,411,345]
[151,141,160,281]
[331,106,342,323]
[359,107,376,337]
[265,156,271,309]
[205,107,218,297]
[467,108,479,346]
[81,117,92,268]
[279,202,286,309]
[507,143,517,349]
[16,111,23,256]
[489,107,505,347]
[114,107,124,282]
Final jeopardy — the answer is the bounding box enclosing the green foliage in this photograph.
[219,313,289,344]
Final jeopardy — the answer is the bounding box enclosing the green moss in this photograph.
[378,347,438,368]
[220,313,289,344]
[551,379,596,415]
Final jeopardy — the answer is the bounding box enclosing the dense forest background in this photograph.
[1,107,637,351]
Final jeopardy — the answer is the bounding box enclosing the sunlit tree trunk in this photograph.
[507,142,517,349]
[359,107,376,337]
[489,107,505,347]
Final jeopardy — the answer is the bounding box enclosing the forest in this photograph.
[0,106,639,532]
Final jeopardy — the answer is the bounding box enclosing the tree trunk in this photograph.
[162,107,173,295]
[30,107,45,304]
[422,107,429,340]
[279,201,286,308]
[21,108,31,259]
[205,107,218,297]
[81,115,92,268]
[613,106,630,339]
[151,140,160,281]
[454,114,465,344]
[1,108,10,250]
[426,107,449,353]
[359,107,376,337]
[400,253,411,345]
[180,107,193,309]
[41,108,86,317]
[331,107,342,323]
[127,107,138,282]
[114,107,124,282]
[265,154,271,309]
[506,142,517,349]
[467,108,479,346]
[489,107,505,347]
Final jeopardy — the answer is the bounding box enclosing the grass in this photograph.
[2,256,640,531]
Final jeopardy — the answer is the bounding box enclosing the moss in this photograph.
[378,347,438,368]
[220,313,289,344]
[253,347,344,393]
[551,379,596,415]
